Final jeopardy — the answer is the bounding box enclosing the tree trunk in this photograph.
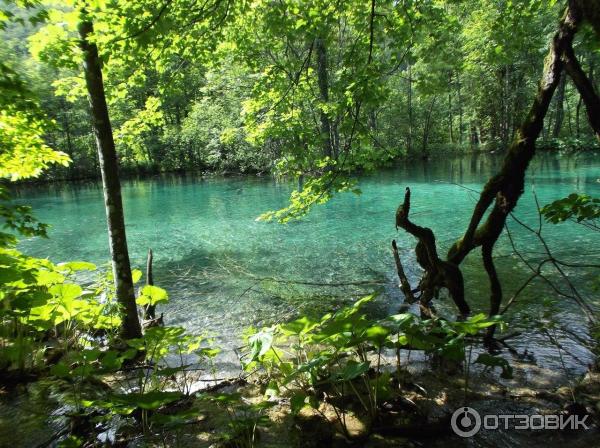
[315,37,333,159]
[448,72,454,144]
[576,96,582,136]
[563,41,600,141]
[457,71,464,144]
[421,96,436,158]
[78,16,142,340]
[407,63,413,153]
[448,5,580,266]
[553,72,566,137]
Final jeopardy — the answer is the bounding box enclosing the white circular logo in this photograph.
[451,406,481,437]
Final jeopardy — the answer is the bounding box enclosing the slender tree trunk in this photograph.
[553,72,566,137]
[566,87,574,135]
[576,96,582,136]
[315,37,333,159]
[60,99,74,155]
[422,96,437,158]
[457,71,464,144]
[332,118,340,159]
[448,72,454,144]
[563,42,600,141]
[407,63,413,153]
[78,16,142,340]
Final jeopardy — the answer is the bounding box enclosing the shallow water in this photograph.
[14,151,600,377]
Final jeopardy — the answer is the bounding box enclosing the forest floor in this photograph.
[138,355,600,447]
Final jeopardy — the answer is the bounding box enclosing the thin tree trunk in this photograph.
[407,63,413,153]
[422,96,437,158]
[315,37,333,159]
[448,72,454,144]
[78,16,142,340]
[566,86,574,135]
[60,99,74,155]
[457,71,464,144]
[563,41,600,141]
[553,72,566,137]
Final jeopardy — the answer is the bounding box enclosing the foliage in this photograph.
[2,0,597,218]
[541,193,600,228]
[197,392,274,448]
[0,58,69,244]
[242,294,505,434]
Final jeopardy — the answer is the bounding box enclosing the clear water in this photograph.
[14,151,600,376]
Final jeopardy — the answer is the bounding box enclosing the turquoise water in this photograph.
[14,151,600,373]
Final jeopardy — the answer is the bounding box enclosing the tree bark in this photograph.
[315,37,333,159]
[552,72,566,138]
[78,16,142,340]
[448,71,454,144]
[391,239,416,305]
[421,96,437,158]
[407,63,413,153]
[396,188,470,317]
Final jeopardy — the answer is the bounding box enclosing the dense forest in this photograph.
[1,0,600,447]
[2,0,600,181]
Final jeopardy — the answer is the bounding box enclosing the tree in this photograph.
[77,11,142,339]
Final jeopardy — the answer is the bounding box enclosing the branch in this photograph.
[563,40,600,141]
[392,239,417,304]
[110,0,174,44]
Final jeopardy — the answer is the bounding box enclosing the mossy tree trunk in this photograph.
[78,15,142,340]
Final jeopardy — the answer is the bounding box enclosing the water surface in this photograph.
[15,151,600,375]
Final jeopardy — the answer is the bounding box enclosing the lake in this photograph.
[15,151,600,376]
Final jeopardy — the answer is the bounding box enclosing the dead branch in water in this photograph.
[391,239,416,304]
[395,187,469,318]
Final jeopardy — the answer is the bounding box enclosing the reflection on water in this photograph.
[12,151,600,377]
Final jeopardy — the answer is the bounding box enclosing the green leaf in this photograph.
[475,353,513,379]
[131,269,143,284]
[110,391,183,410]
[280,316,319,335]
[290,392,308,414]
[57,261,96,272]
[365,325,391,346]
[335,360,370,382]
[136,285,168,306]
[248,328,274,361]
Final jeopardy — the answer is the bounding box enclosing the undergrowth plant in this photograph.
[197,392,275,448]
[242,294,507,437]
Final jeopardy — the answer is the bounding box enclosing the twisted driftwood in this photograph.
[395,188,469,318]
